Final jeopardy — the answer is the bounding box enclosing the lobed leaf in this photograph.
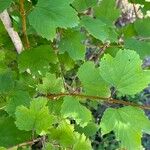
[77,61,110,97]
[99,49,150,95]
[100,106,150,150]
[15,97,54,135]
[37,73,64,94]
[61,96,92,127]
[28,0,79,40]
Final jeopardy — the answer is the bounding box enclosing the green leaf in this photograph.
[5,90,31,117]
[58,52,75,71]
[15,97,53,135]
[124,38,150,59]
[48,98,63,115]
[37,73,64,94]
[94,0,120,23]
[72,0,97,12]
[28,0,79,40]
[49,121,76,147]
[0,71,14,94]
[61,96,92,127]
[99,49,150,95]
[0,117,30,148]
[80,16,118,42]
[58,29,86,60]
[77,61,110,97]
[45,143,57,150]
[134,18,150,37]
[49,121,92,149]
[120,23,136,38]
[73,134,92,150]
[0,0,12,13]
[75,122,99,137]
[100,106,150,150]
[18,45,58,75]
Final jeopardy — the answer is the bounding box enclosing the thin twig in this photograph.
[130,0,139,19]
[133,3,139,18]
[7,137,72,150]
[19,0,30,48]
[7,138,41,150]
[46,93,150,110]
[0,10,24,53]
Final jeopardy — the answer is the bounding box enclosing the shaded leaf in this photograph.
[72,0,97,12]
[80,16,118,42]
[94,0,120,23]
[0,71,14,94]
[77,61,110,97]
[37,73,64,94]
[59,29,86,60]
[61,96,92,127]
[124,38,150,59]
[5,90,31,117]
[134,18,150,37]
[0,117,30,148]
[18,45,57,75]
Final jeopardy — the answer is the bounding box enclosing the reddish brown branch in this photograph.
[19,0,30,48]
[46,93,150,110]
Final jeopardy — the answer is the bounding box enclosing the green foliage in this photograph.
[77,61,110,97]
[58,29,86,60]
[80,16,118,42]
[5,90,31,117]
[75,122,99,137]
[124,38,150,58]
[18,45,57,75]
[61,96,92,127]
[1,0,150,149]
[15,98,54,135]
[100,106,150,150]
[72,0,97,12]
[0,71,14,94]
[100,50,150,95]
[37,73,64,94]
[28,0,79,40]
[58,52,75,70]
[73,134,92,150]
[94,0,120,23]
[0,0,12,13]
[134,18,150,37]
[49,121,76,147]
[49,121,92,149]
[0,117,30,148]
